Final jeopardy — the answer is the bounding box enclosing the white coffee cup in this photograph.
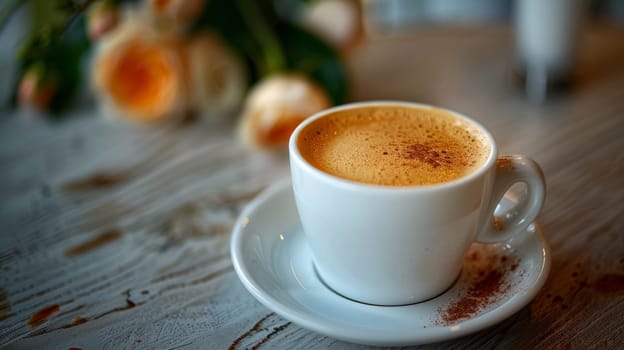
[289,101,545,306]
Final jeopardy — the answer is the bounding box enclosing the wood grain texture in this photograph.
[1,23,624,349]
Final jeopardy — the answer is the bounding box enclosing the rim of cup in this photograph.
[288,100,498,194]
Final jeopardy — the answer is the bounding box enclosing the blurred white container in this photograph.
[514,0,586,101]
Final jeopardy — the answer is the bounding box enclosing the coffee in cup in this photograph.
[297,105,491,186]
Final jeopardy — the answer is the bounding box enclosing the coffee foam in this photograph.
[297,106,491,186]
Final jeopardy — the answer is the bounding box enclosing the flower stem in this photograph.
[234,0,285,75]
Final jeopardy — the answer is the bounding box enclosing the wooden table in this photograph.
[1,23,623,349]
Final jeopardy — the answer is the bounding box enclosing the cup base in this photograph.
[312,262,461,307]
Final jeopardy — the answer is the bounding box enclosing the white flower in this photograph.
[87,1,120,41]
[303,0,362,50]
[238,74,331,149]
[186,33,246,118]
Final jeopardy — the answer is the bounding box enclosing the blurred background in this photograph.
[0,0,623,147]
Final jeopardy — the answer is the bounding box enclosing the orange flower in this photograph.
[91,15,186,123]
[147,0,206,23]
[238,74,331,149]
[18,65,56,111]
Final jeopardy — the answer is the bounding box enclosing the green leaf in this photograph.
[276,21,348,105]
[191,0,348,104]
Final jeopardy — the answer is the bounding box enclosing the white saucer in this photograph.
[230,179,551,346]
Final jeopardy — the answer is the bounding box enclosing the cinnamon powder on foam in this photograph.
[297,106,490,186]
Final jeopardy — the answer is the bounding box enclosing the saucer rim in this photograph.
[230,179,551,346]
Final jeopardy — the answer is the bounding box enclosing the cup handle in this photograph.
[477,155,546,243]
